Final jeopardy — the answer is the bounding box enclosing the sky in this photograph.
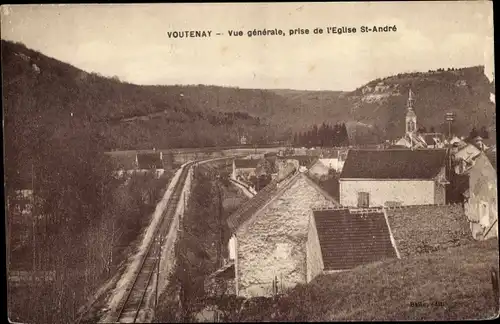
[0,2,495,91]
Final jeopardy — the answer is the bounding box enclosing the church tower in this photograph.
[405,89,417,135]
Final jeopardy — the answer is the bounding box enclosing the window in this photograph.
[406,120,416,133]
[358,192,370,208]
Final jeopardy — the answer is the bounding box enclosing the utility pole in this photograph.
[445,112,455,141]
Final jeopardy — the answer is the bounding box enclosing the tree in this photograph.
[339,123,349,146]
[469,126,479,140]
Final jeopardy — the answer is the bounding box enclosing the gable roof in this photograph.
[227,178,286,233]
[137,152,163,169]
[227,165,336,233]
[340,149,447,179]
[234,158,260,169]
[313,209,397,271]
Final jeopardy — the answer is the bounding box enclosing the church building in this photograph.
[395,90,445,149]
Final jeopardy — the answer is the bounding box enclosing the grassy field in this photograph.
[237,239,499,321]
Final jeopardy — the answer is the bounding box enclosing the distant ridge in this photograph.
[2,39,495,156]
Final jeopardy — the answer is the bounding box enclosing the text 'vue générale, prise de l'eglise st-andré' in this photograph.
[166,25,398,38]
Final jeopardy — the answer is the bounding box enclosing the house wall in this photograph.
[235,175,336,298]
[306,213,324,283]
[464,154,498,240]
[339,179,435,207]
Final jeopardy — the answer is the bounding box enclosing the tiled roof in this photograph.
[340,149,447,179]
[234,158,260,169]
[227,165,297,232]
[313,209,397,271]
[137,152,163,169]
[385,204,472,257]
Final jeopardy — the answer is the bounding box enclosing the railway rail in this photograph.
[106,155,240,323]
[110,161,194,323]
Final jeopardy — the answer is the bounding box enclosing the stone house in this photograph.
[225,166,338,298]
[419,133,446,149]
[460,149,497,240]
[231,158,259,181]
[307,207,399,282]
[339,149,449,207]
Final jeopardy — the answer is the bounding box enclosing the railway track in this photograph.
[110,161,194,323]
[107,156,238,323]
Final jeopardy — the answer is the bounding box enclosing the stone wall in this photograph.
[236,174,336,298]
[306,214,324,283]
[340,179,435,207]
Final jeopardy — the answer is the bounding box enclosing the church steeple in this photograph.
[405,89,417,135]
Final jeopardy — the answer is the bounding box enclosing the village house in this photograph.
[339,149,449,207]
[231,158,259,181]
[454,144,498,240]
[110,150,169,179]
[306,207,399,281]
[306,202,473,282]
[308,149,348,178]
[220,163,340,298]
[134,151,165,178]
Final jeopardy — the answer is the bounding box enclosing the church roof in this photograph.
[340,149,448,179]
[406,109,416,118]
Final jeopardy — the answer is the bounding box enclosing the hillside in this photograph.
[231,239,499,321]
[2,39,495,160]
[345,67,496,140]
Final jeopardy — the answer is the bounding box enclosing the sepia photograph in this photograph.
[2,1,498,323]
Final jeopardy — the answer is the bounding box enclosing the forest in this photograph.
[293,122,349,148]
